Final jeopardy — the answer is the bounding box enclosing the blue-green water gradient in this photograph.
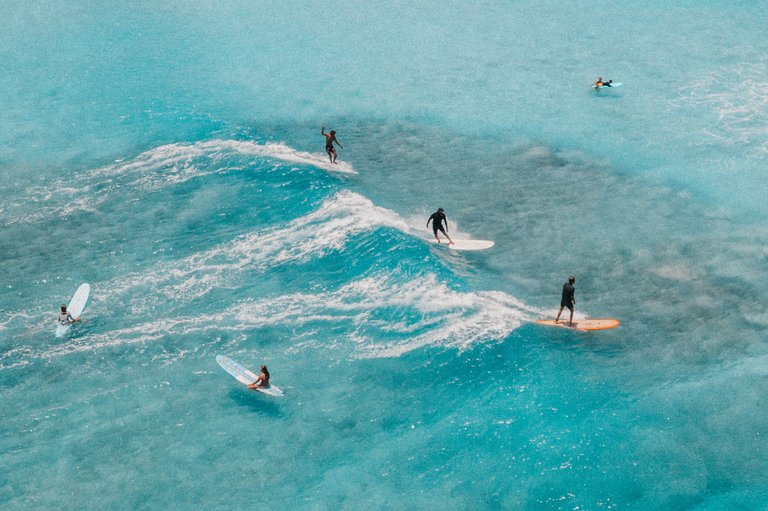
[2,1,768,509]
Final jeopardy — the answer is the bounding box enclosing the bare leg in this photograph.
[443,224,453,245]
[568,308,574,326]
[555,306,564,323]
[332,149,338,164]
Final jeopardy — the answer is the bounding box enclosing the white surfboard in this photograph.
[55,283,91,337]
[216,355,284,397]
[430,239,495,251]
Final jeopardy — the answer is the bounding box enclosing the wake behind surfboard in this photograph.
[535,318,620,332]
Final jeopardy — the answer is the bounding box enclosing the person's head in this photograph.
[568,275,575,283]
[60,304,67,312]
[437,207,444,213]
[330,130,336,136]
[261,365,269,377]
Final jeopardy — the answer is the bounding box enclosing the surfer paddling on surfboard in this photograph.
[593,77,613,88]
[427,208,453,245]
[321,126,343,164]
[554,275,576,325]
[247,365,270,389]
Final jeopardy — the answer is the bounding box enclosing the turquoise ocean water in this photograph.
[2,1,768,509]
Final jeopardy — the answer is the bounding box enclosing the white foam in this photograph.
[673,57,768,154]
[650,263,697,282]
[88,139,357,183]
[98,190,410,308]
[0,138,357,226]
[19,273,540,364]
[0,189,429,367]
[3,188,539,365]
[218,140,357,175]
[0,311,34,332]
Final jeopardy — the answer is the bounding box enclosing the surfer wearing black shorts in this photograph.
[321,126,343,164]
[555,275,576,325]
[427,207,453,245]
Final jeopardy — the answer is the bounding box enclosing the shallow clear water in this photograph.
[2,1,768,509]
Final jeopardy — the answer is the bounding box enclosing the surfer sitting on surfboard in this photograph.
[247,365,270,389]
[554,275,576,325]
[321,126,343,164]
[58,304,81,325]
[593,77,613,88]
[427,208,453,245]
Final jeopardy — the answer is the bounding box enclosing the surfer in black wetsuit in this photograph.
[594,77,613,88]
[554,275,576,325]
[247,365,270,389]
[427,207,453,245]
[321,126,343,164]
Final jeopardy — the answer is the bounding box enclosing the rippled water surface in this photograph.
[2,1,768,509]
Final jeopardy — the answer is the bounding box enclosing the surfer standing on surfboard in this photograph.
[554,275,576,325]
[321,126,343,164]
[427,208,453,245]
[247,365,270,389]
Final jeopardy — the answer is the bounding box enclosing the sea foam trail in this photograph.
[2,191,540,366]
[2,184,543,368]
[88,139,357,182]
[1,188,494,353]
[0,139,355,226]
[98,190,411,309]
[219,140,357,175]
[27,274,541,362]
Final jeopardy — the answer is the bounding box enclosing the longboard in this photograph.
[535,318,620,332]
[430,239,495,251]
[216,355,284,397]
[55,283,90,337]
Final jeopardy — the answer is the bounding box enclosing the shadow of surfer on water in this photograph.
[227,387,284,417]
